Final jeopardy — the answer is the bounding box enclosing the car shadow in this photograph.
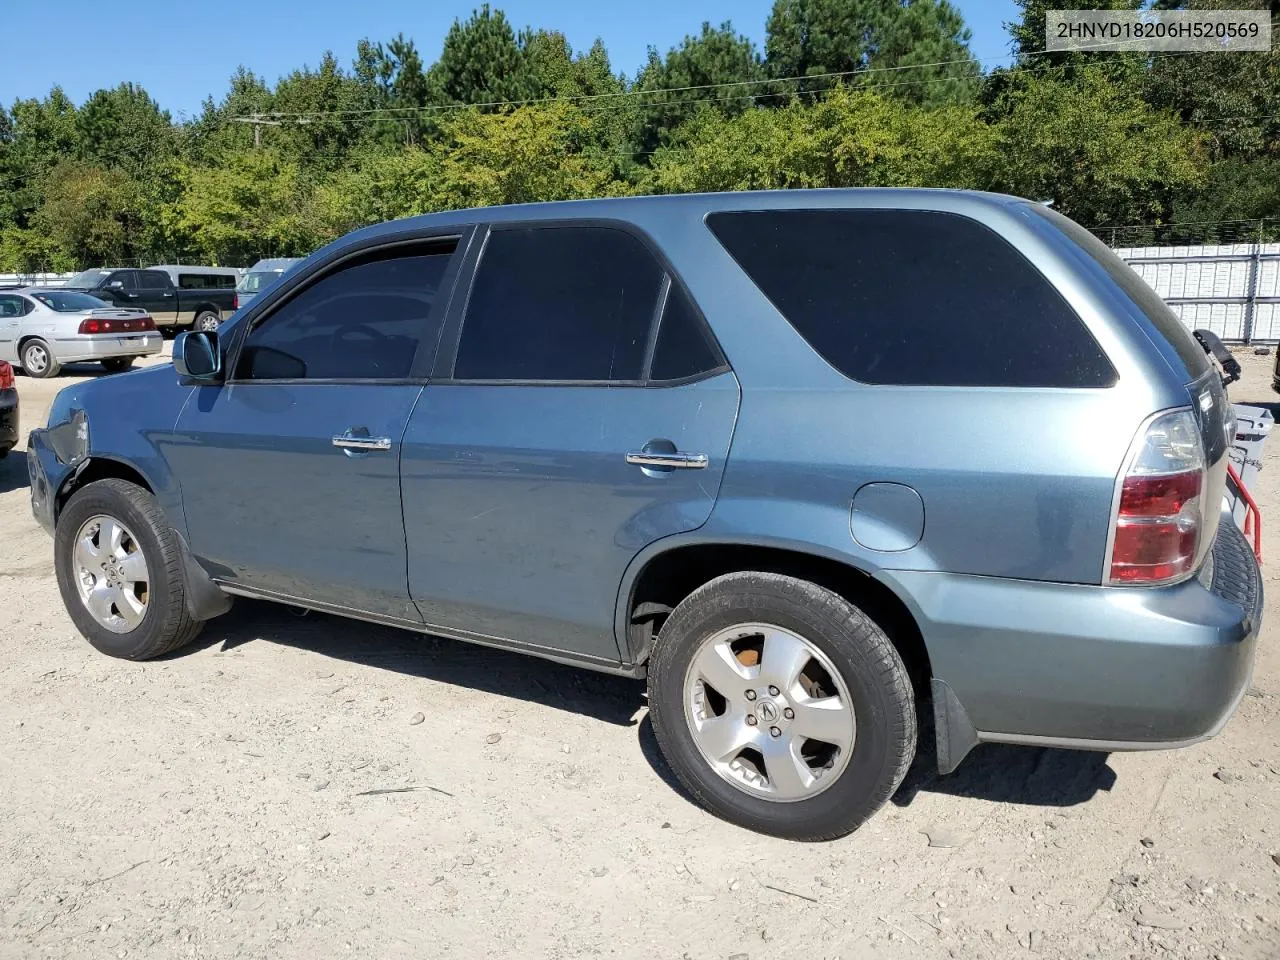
[639,712,1118,814]
[0,451,28,493]
[890,720,1117,808]
[181,601,1118,811]
[182,598,646,728]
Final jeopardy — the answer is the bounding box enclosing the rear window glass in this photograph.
[707,209,1117,388]
[139,270,172,290]
[1026,204,1210,379]
[31,290,108,312]
[179,273,236,289]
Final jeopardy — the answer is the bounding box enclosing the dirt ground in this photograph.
[1,347,1278,960]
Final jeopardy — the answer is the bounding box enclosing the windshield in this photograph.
[31,290,109,312]
[238,270,284,294]
[65,269,112,288]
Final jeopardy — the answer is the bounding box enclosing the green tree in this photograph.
[633,21,766,149]
[427,6,536,107]
[76,83,176,180]
[32,162,143,266]
[1145,0,1280,161]
[425,102,627,210]
[648,86,997,193]
[765,0,980,104]
[179,151,322,264]
[1173,156,1280,232]
[989,66,1206,227]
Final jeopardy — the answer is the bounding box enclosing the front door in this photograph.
[402,224,739,664]
[169,239,464,620]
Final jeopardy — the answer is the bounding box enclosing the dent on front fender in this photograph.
[45,408,90,467]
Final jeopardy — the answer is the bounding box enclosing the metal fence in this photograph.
[1113,242,1280,343]
[0,272,74,287]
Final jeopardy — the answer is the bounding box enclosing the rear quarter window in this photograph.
[1025,204,1210,380]
[707,209,1117,388]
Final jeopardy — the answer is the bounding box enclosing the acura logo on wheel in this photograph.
[756,700,779,724]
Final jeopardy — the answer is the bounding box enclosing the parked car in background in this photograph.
[62,268,236,333]
[149,265,240,293]
[0,359,15,457]
[27,189,1260,841]
[0,288,160,378]
[234,258,302,309]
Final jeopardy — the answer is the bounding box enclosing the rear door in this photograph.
[170,234,468,619]
[401,223,739,664]
[136,269,179,326]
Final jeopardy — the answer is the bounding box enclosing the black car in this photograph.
[61,268,237,333]
[0,359,17,458]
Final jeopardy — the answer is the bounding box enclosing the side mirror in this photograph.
[173,331,222,382]
[108,280,124,289]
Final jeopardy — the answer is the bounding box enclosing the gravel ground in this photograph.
[1,347,1278,960]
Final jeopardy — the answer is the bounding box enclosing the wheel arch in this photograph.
[17,334,54,364]
[618,537,932,698]
[56,455,156,525]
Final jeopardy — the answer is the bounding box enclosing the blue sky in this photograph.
[1,0,1017,120]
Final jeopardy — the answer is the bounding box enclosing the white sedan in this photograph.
[0,287,162,378]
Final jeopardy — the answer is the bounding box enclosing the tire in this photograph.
[21,339,59,379]
[55,478,205,660]
[193,311,221,332]
[101,357,134,374]
[647,571,916,841]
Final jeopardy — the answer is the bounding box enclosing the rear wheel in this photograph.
[647,572,916,840]
[55,479,205,660]
[21,339,59,379]
[101,357,134,373]
[194,311,221,332]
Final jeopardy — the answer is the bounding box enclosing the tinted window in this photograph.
[180,273,236,289]
[650,285,722,381]
[454,226,663,382]
[1026,204,1209,380]
[236,246,454,381]
[708,209,1117,388]
[107,271,137,292]
[138,270,172,291]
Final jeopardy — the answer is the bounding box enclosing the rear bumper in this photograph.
[883,514,1262,770]
[0,388,17,452]
[50,334,163,363]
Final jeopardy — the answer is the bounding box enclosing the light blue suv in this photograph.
[28,190,1260,839]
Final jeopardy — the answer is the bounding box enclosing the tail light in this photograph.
[1108,409,1206,585]
[233,293,240,310]
[79,315,156,334]
[0,360,13,390]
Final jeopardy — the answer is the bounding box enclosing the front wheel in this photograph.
[101,357,134,373]
[55,479,206,660]
[21,339,59,379]
[193,311,221,332]
[647,572,916,840]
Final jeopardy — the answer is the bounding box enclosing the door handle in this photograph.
[625,451,709,469]
[332,435,392,452]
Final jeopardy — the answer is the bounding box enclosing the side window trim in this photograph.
[223,230,472,385]
[433,218,731,388]
[640,276,673,382]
